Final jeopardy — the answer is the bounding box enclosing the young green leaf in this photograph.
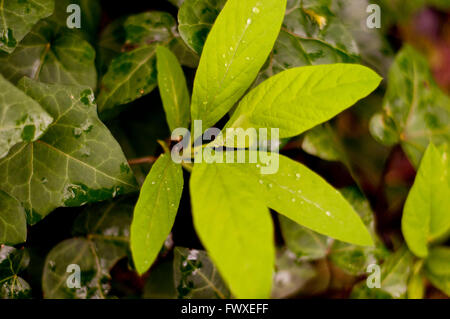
[0,0,54,54]
[131,154,184,275]
[173,247,230,299]
[190,161,275,298]
[0,190,27,246]
[226,64,382,139]
[424,246,450,297]
[370,46,450,168]
[156,46,191,131]
[0,246,31,299]
[0,21,97,90]
[219,151,374,246]
[0,74,53,159]
[191,0,287,131]
[402,143,450,258]
[0,78,137,224]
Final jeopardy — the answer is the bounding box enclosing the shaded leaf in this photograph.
[0,0,54,54]
[0,21,97,90]
[0,74,53,159]
[173,247,230,299]
[191,0,287,131]
[131,154,184,274]
[143,260,177,299]
[157,46,191,131]
[370,46,450,167]
[301,124,343,162]
[402,143,450,258]
[0,78,137,224]
[0,246,31,299]
[0,190,27,245]
[424,246,450,297]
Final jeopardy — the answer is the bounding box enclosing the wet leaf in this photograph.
[370,46,450,168]
[191,0,287,131]
[156,46,191,132]
[0,78,137,224]
[173,247,230,299]
[0,246,31,299]
[42,199,133,299]
[0,21,97,90]
[0,74,53,159]
[0,0,54,54]
[0,190,27,245]
[131,154,184,274]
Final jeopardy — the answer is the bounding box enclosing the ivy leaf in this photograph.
[156,46,191,132]
[0,78,137,224]
[0,190,27,245]
[178,0,226,55]
[424,246,450,297]
[402,143,450,258]
[130,154,184,275]
[97,17,127,77]
[0,246,31,299]
[0,74,53,159]
[0,0,54,54]
[0,21,97,90]
[191,0,287,131]
[42,199,133,299]
[226,64,382,139]
[370,46,450,167]
[351,246,413,299]
[173,247,231,299]
[190,161,275,298]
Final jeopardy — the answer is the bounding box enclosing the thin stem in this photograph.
[128,156,158,165]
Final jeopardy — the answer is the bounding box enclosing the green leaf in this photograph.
[0,78,137,224]
[173,247,230,299]
[0,246,31,299]
[0,74,53,159]
[97,17,126,77]
[402,144,450,258]
[0,190,27,245]
[97,44,159,117]
[0,0,54,54]
[143,260,177,298]
[0,21,97,90]
[178,0,226,55]
[191,0,287,131]
[370,46,450,168]
[219,152,374,246]
[301,124,343,162]
[156,46,191,131]
[42,199,133,299]
[351,246,413,299]
[407,261,425,299]
[424,246,450,297]
[131,154,184,275]
[190,160,275,298]
[226,64,382,139]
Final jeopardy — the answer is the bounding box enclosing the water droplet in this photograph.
[268,183,273,188]
[245,57,251,60]
[247,18,252,25]
[253,7,260,14]
[326,211,331,217]
[292,198,296,203]
[259,180,264,184]
[151,181,156,185]
[296,173,301,179]
[222,53,226,58]
[203,101,208,105]
[297,190,302,194]
[230,46,233,51]
[167,187,171,191]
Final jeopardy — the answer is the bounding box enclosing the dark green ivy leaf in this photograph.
[0,246,31,299]
[0,21,97,90]
[0,0,54,54]
[0,78,137,225]
[173,247,231,299]
[0,190,27,246]
[42,199,133,299]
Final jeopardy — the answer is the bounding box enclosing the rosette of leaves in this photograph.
[0,246,31,299]
[42,199,134,299]
[370,46,450,168]
[130,0,382,299]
